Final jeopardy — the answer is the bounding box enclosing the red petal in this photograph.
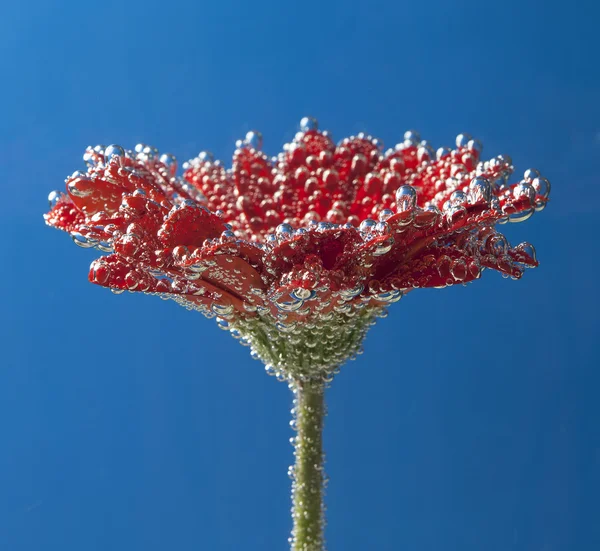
[67,175,129,215]
[158,205,224,248]
[44,196,86,232]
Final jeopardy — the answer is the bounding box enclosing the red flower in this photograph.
[44,118,549,379]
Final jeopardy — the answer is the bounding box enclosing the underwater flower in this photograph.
[44,117,552,551]
[44,118,549,381]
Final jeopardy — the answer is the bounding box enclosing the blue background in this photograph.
[1,1,598,549]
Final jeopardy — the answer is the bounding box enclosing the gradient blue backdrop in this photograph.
[1,1,598,549]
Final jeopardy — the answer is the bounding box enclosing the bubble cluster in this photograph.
[44,119,549,382]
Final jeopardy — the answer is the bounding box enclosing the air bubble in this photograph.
[395,185,417,212]
[221,230,237,242]
[451,259,467,281]
[276,297,304,312]
[105,144,125,165]
[449,190,467,207]
[467,139,483,155]
[436,146,451,160]
[378,209,394,221]
[198,151,214,162]
[513,182,535,205]
[531,177,551,211]
[47,190,62,208]
[374,290,403,303]
[211,303,235,317]
[372,237,394,256]
[300,116,318,132]
[71,232,94,248]
[359,219,377,232]
[468,177,492,204]
[523,168,540,182]
[455,133,472,148]
[417,143,434,162]
[291,288,315,301]
[488,234,508,256]
[159,153,178,176]
[403,130,421,144]
[340,284,364,300]
[68,177,93,198]
[276,223,294,239]
[244,130,263,150]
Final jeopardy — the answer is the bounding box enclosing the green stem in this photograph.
[291,380,326,551]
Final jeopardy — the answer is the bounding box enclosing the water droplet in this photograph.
[414,204,441,227]
[374,289,403,303]
[455,133,472,148]
[467,139,483,155]
[359,219,377,232]
[135,143,158,160]
[372,237,394,256]
[487,234,508,256]
[124,272,139,290]
[508,208,534,223]
[403,130,421,144]
[531,177,551,199]
[468,177,492,204]
[378,209,394,221]
[515,242,537,264]
[374,221,391,235]
[513,182,535,205]
[451,259,467,281]
[47,190,62,208]
[276,296,304,312]
[395,185,417,212]
[449,190,467,207]
[71,232,94,248]
[316,222,334,232]
[216,317,230,330]
[159,153,178,176]
[523,168,540,182]
[198,151,214,162]
[300,116,318,132]
[496,154,512,167]
[276,223,294,239]
[417,143,434,162]
[211,303,234,317]
[104,144,125,166]
[291,288,315,301]
[96,241,113,253]
[67,176,93,198]
[220,230,237,242]
[436,146,452,160]
[83,148,102,168]
[244,130,263,150]
[351,153,367,174]
[265,364,276,376]
[340,284,364,300]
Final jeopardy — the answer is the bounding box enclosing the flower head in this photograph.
[45,118,549,381]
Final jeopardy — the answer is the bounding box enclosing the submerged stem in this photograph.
[290,380,326,551]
